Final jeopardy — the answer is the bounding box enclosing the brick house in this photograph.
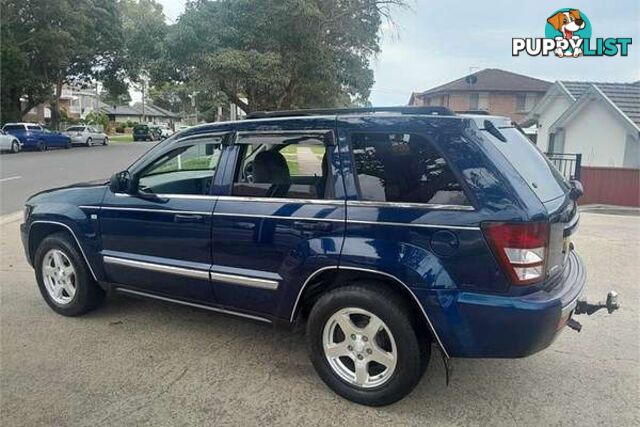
[408,69,551,123]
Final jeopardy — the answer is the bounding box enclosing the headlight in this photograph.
[23,205,33,222]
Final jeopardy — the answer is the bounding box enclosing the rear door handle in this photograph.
[175,213,204,223]
[292,221,333,231]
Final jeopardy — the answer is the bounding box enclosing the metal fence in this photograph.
[546,152,582,181]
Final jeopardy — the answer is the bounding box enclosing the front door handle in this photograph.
[175,213,204,223]
[292,220,333,231]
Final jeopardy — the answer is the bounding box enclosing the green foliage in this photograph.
[165,0,405,112]
[84,111,110,130]
[0,0,123,127]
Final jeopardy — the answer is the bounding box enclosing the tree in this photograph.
[166,0,405,112]
[0,0,123,127]
[118,0,167,83]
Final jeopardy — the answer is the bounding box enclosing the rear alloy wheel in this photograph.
[37,140,47,151]
[86,137,92,147]
[11,140,20,153]
[307,284,429,406]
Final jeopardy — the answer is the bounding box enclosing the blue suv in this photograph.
[20,107,612,406]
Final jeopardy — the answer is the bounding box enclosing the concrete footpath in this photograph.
[0,212,638,426]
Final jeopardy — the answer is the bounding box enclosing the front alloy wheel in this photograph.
[34,232,105,316]
[42,249,77,304]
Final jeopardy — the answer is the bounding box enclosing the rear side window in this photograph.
[482,126,568,202]
[2,125,25,132]
[351,132,470,206]
[67,126,85,132]
[27,125,41,131]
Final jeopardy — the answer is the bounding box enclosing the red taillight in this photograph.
[482,222,550,285]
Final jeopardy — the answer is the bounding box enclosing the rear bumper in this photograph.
[435,250,586,358]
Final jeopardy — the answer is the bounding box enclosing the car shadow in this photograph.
[83,292,619,422]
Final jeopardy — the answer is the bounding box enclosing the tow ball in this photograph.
[566,291,620,332]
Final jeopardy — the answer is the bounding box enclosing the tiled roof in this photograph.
[561,81,640,126]
[100,103,180,119]
[100,105,142,116]
[415,68,551,96]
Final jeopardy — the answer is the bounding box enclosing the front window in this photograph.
[351,132,470,206]
[232,132,332,199]
[136,139,223,195]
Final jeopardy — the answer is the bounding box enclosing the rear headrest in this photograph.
[253,150,290,185]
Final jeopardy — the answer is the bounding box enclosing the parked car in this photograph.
[0,130,22,153]
[2,123,71,151]
[132,124,160,141]
[63,126,108,147]
[157,125,174,139]
[20,107,617,406]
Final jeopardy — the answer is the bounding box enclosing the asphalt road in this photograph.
[0,212,638,426]
[0,142,154,215]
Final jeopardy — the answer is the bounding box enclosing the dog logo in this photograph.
[545,9,589,57]
[512,8,632,58]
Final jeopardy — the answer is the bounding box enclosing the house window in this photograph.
[469,93,479,110]
[515,93,526,111]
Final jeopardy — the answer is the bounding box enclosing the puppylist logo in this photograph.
[512,8,632,58]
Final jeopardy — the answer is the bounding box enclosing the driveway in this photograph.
[0,212,638,426]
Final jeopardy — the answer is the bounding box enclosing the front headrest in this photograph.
[253,150,290,184]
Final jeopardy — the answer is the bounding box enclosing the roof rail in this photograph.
[455,109,491,115]
[245,106,455,119]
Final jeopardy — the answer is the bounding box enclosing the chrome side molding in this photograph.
[210,272,279,290]
[103,256,210,280]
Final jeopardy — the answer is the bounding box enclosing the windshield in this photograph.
[482,126,569,202]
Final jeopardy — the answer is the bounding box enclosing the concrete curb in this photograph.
[0,211,23,225]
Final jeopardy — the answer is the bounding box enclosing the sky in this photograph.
[154,0,640,106]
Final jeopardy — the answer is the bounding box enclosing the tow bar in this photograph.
[566,291,620,332]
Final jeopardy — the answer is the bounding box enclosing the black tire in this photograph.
[103,137,108,146]
[37,140,47,151]
[33,232,105,316]
[307,283,429,406]
[11,140,20,153]
[65,140,72,149]
[86,137,92,147]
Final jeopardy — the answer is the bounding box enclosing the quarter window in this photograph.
[351,132,470,206]
[137,140,222,195]
[233,133,331,199]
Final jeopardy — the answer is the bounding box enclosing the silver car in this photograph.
[0,130,22,153]
[63,126,108,147]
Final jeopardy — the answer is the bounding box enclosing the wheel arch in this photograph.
[291,266,449,358]
[28,221,98,281]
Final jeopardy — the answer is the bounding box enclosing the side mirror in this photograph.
[109,171,134,194]
[569,180,584,200]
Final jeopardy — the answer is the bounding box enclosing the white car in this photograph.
[63,126,108,147]
[158,126,174,138]
[0,130,22,153]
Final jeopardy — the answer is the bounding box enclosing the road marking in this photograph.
[0,175,21,183]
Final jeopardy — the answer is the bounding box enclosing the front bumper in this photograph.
[433,250,586,358]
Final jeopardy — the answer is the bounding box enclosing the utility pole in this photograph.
[141,80,146,123]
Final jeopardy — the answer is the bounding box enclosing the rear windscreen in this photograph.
[482,127,569,202]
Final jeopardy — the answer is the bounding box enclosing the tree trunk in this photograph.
[50,77,64,130]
